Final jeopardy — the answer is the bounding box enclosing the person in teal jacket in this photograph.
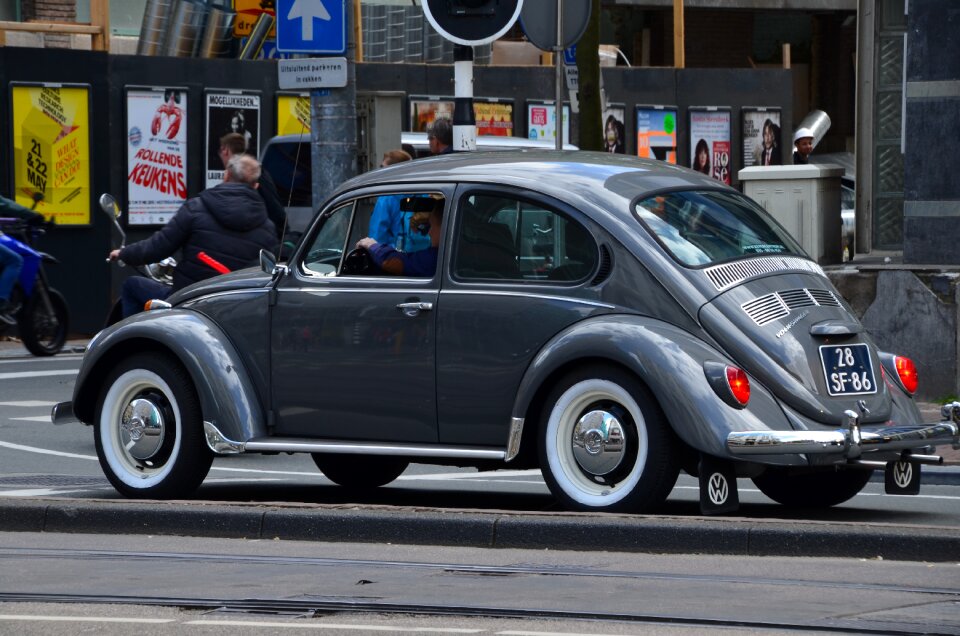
[0,195,45,322]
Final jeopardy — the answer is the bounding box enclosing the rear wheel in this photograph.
[311,454,408,489]
[752,468,872,508]
[538,365,680,513]
[95,353,212,498]
[18,286,68,356]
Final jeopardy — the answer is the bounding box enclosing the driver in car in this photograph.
[355,197,443,277]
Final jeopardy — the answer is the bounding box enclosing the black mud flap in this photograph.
[698,455,740,515]
[885,460,921,495]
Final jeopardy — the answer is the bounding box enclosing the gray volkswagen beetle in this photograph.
[54,151,959,514]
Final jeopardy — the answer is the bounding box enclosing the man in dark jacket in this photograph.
[109,154,276,318]
[219,132,286,239]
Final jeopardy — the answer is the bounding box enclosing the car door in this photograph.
[437,187,609,447]
[270,187,448,443]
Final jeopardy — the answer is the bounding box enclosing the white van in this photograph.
[400,131,579,158]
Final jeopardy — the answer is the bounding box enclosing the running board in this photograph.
[203,421,507,461]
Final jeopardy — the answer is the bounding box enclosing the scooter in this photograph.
[0,214,69,356]
[100,193,177,327]
[99,193,229,326]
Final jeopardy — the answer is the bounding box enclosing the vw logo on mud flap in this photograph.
[893,461,913,489]
[708,473,729,505]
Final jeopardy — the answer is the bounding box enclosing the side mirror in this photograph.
[260,249,286,278]
[99,193,126,245]
[98,193,119,218]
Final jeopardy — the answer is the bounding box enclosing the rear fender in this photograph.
[73,309,266,445]
[513,314,800,463]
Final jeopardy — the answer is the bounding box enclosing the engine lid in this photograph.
[699,270,892,425]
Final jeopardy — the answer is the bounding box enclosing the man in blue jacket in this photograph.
[108,155,276,317]
[356,197,443,277]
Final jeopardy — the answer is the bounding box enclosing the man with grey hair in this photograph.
[426,117,454,155]
[108,155,276,317]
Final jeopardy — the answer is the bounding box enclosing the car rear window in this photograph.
[633,191,804,267]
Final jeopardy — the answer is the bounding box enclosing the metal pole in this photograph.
[453,44,476,151]
[555,0,563,150]
[311,0,358,210]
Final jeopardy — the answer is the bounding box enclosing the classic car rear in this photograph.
[53,151,959,514]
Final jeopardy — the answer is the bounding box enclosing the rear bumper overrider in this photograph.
[727,401,960,458]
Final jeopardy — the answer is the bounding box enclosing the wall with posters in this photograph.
[0,47,791,334]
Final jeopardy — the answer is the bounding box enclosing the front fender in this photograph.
[73,309,267,445]
[513,314,801,463]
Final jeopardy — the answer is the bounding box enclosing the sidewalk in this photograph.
[0,334,89,358]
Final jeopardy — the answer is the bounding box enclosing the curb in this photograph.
[3,499,958,563]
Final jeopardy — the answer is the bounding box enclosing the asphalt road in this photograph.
[2,342,959,561]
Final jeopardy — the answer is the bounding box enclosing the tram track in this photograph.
[1,545,958,635]
[0,591,955,635]
[0,546,958,597]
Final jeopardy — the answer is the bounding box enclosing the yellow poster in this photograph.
[11,85,91,225]
[276,94,311,135]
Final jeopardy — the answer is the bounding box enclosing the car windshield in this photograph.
[633,190,805,267]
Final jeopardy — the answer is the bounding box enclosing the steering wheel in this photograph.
[341,247,374,275]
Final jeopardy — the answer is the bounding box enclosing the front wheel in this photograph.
[311,454,408,489]
[18,286,68,356]
[751,468,872,508]
[95,352,212,498]
[538,366,680,513]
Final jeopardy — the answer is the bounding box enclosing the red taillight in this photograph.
[894,356,918,394]
[726,366,750,406]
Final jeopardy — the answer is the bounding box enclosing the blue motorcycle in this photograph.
[0,218,68,355]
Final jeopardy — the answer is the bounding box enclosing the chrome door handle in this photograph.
[396,302,433,317]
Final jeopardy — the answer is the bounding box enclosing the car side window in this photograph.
[454,193,597,282]
[302,202,353,276]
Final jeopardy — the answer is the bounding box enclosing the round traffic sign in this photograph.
[520,0,591,51]
[422,0,524,47]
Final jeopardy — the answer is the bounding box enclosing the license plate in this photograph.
[819,343,878,396]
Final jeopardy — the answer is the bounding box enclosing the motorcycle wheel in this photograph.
[18,287,69,356]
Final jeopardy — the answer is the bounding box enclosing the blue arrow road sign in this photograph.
[564,45,577,66]
[276,0,346,55]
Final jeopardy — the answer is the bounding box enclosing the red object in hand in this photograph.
[198,251,230,274]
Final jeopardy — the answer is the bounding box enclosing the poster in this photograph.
[635,105,678,164]
[602,103,626,154]
[526,100,570,145]
[205,90,260,188]
[408,96,454,132]
[474,98,514,137]
[742,107,782,167]
[689,108,732,185]
[125,87,188,226]
[10,84,91,225]
[277,92,310,135]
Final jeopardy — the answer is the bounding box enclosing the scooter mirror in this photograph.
[98,193,119,218]
[98,193,126,246]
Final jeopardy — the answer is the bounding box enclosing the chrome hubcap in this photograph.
[572,409,625,476]
[120,397,165,461]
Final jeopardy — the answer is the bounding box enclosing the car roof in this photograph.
[335,150,730,224]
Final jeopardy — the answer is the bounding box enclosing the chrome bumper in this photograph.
[728,402,960,457]
[51,401,77,425]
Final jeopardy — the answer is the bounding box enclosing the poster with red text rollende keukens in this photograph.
[126,87,188,226]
